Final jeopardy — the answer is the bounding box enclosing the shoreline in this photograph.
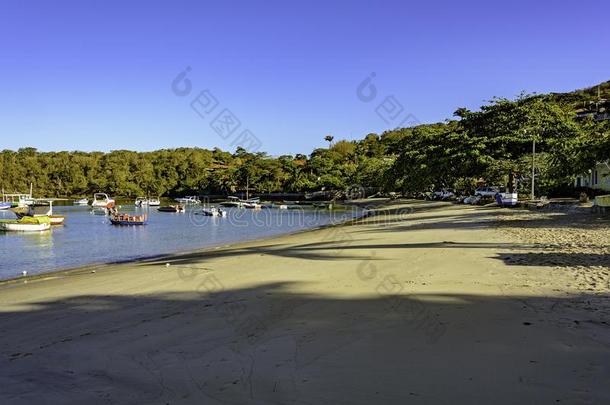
[2,200,608,404]
[0,201,375,287]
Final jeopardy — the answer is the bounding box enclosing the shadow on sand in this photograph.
[1,282,609,404]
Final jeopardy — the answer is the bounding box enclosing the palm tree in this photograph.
[324,135,334,148]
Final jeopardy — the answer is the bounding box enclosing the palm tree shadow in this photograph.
[1,282,609,404]
[495,252,610,268]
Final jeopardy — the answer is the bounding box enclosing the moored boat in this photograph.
[158,204,185,213]
[92,193,115,208]
[135,197,161,207]
[195,207,227,217]
[243,198,262,209]
[13,200,66,226]
[0,202,11,210]
[220,196,244,208]
[2,194,35,208]
[135,197,148,207]
[175,196,200,204]
[49,215,66,225]
[0,216,51,232]
[243,202,261,209]
[73,198,89,205]
[110,212,148,226]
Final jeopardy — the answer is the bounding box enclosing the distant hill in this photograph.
[548,80,610,109]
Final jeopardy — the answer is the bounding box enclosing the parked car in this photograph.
[475,186,501,198]
[432,189,456,200]
[498,192,518,206]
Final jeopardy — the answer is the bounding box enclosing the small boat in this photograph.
[243,202,261,209]
[195,207,227,217]
[220,196,244,208]
[49,215,65,225]
[158,205,185,213]
[73,198,89,205]
[136,197,161,207]
[135,197,148,207]
[2,193,35,208]
[1,192,12,209]
[13,200,66,226]
[92,193,115,208]
[148,197,161,206]
[110,212,148,226]
[175,196,200,204]
[0,216,51,232]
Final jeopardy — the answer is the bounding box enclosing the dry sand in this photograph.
[0,200,609,404]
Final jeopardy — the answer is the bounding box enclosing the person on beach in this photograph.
[495,192,504,207]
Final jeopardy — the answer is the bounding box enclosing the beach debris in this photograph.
[165,263,170,267]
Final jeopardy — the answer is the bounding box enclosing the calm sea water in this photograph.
[0,204,359,280]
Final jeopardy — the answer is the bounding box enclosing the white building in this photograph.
[575,162,610,191]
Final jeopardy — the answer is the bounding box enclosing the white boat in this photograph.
[73,198,89,205]
[195,207,227,217]
[0,216,51,232]
[135,197,161,207]
[148,197,161,206]
[220,196,244,208]
[135,197,148,207]
[2,193,34,208]
[175,196,200,204]
[243,202,261,209]
[92,193,115,208]
[243,197,262,209]
[49,216,65,225]
[14,200,66,225]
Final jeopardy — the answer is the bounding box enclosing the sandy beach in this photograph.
[1,200,609,404]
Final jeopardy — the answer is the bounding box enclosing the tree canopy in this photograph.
[1,81,608,198]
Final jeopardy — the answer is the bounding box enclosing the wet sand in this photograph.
[1,200,609,404]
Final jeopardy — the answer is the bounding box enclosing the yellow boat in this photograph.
[0,216,51,232]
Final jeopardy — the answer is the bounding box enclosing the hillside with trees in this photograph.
[1,81,608,198]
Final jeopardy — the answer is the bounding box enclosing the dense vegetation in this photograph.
[1,81,608,198]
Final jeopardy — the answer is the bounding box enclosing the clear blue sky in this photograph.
[1,0,608,155]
